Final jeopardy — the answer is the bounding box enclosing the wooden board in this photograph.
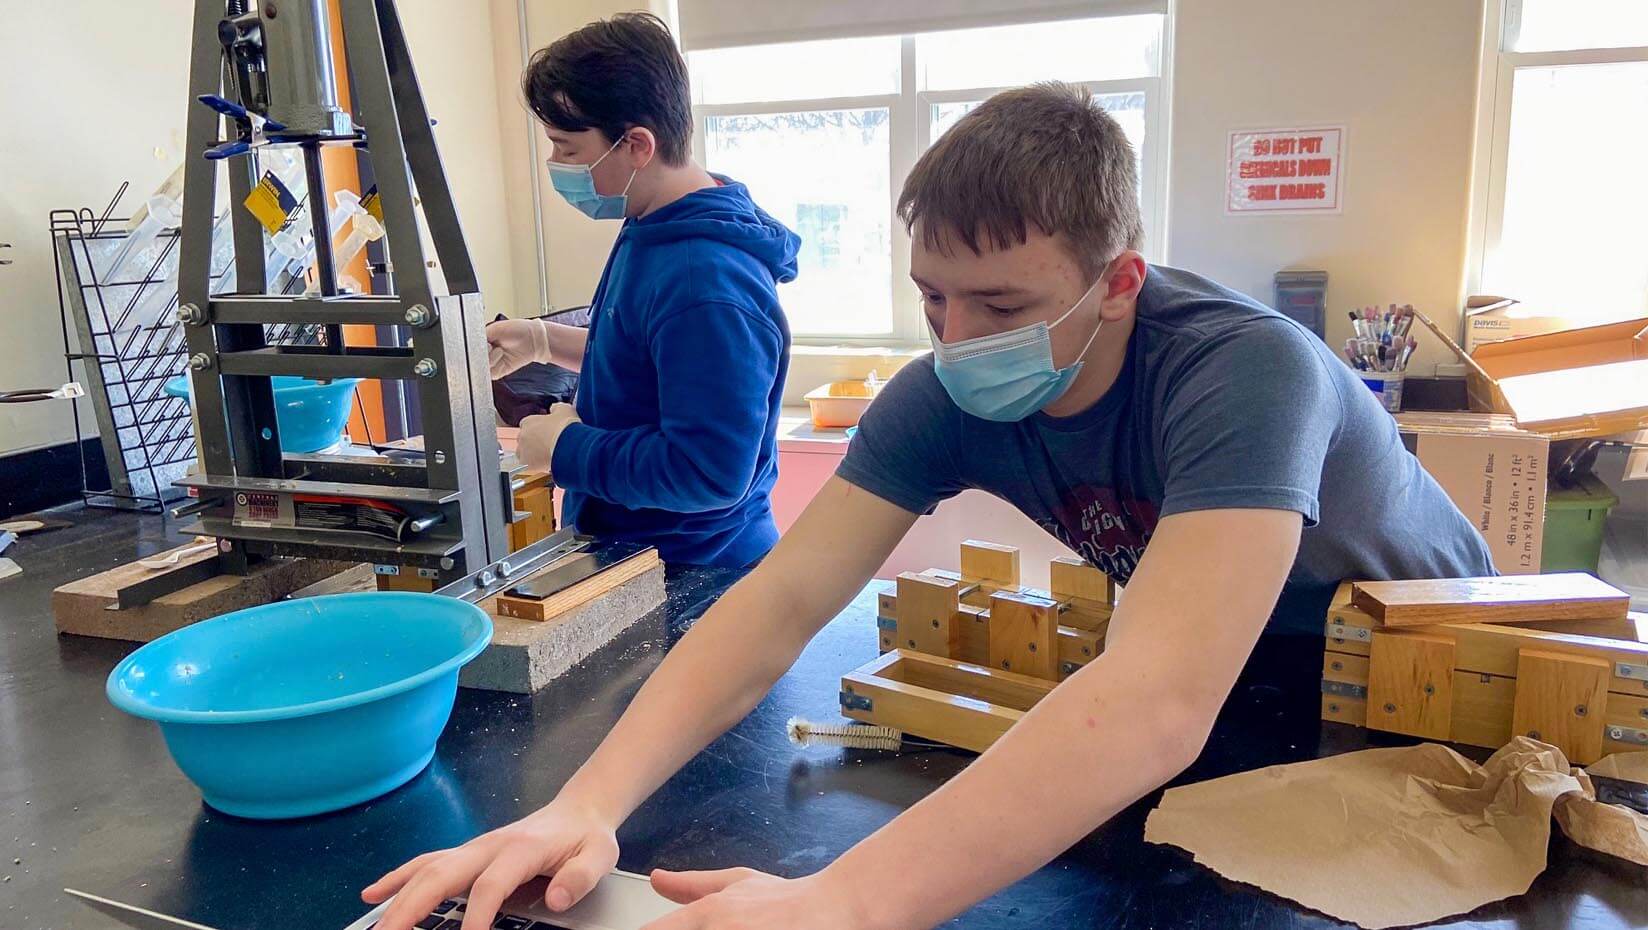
[1049,556,1112,603]
[1450,671,1517,750]
[840,649,1056,753]
[1325,587,1376,656]
[1604,692,1648,756]
[53,550,351,642]
[509,485,555,552]
[893,572,962,657]
[988,591,1059,680]
[960,540,1020,590]
[1366,630,1456,740]
[1511,649,1611,763]
[493,548,662,622]
[1351,573,1629,627]
[1407,621,1648,696]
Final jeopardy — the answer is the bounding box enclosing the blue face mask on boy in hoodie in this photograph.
[546,135,639,220]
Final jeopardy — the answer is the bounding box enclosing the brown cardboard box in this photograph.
[1415,311,1648,440]
[1396,412,1548,575]
[1461,296,1575,354]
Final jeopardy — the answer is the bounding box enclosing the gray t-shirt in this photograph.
[838,264,1494,632]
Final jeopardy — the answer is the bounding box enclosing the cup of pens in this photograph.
[1344,304,1417,413]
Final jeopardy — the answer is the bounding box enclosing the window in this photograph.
[1473,1,1648,323]
[689,15,1167,343]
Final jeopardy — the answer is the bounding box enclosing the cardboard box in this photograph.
[1461,296,1575,354]
[1414,310,1648,440]
[1396,412,1548,575]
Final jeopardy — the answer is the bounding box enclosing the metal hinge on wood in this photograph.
[1616,662,1648,683]
[876,617,896,632]
[839,691,873,712]
[1324,620,1371,643]
[1321,679,1368,700]
[1606,724,1648,746]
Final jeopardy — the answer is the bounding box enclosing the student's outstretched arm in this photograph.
[362,477,918,930]
[645,506,1302,930]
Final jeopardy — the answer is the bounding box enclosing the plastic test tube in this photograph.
[104,194,183,283]
[330,210,384,294]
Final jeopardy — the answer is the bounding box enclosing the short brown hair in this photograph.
[898,81,1143,276]
[522,12,693,166]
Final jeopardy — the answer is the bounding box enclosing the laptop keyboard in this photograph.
[384,900,569,930]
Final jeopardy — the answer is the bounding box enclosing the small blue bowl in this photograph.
[107,592,492,819]
[164,374,362,453]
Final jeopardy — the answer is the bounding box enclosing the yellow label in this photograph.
[361,187,383,224]
[243,172,299,235]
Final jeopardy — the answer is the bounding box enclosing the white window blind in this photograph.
[676,0,1165,50]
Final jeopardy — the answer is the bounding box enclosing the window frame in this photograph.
[1467,0,1648,304]
[691,28,1169,347]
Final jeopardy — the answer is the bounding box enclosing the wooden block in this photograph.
[1324,596,1376,656]
[1049,557,1113,604]
[1057,625,1104,676]
[1351,573,1629,628]
[1323,651,1369,683]
[955,603,991,665]
[53,552,351,642]
[894,572,962,657]
[375,568,438,592]
[840,649,1056,752]
[988,591,1059,680]
[1321,693,1368,727]
[509,485,555,552]
[494,549,662,622]
[1058,596,1113,632]
[1604,692,1648,756]
[1450,671,1516,750]
[877,591,897,653]
[1512,649,1610,764]
[961,540,1020,588]
[1366,630,1456,740]
[1412,622,1648,696]
[465,560,666,694]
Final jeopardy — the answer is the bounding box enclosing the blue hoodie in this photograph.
[550,177,800,568]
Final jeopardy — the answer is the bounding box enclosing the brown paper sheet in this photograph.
[1143,738,1648,928]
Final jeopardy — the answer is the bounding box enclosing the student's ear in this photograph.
[622,127,659,170]
[1100,250,1147,320]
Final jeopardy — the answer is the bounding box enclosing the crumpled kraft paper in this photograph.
[1142,737,1648,929]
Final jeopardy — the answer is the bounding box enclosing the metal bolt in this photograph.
[1574,704,1588,717]
[413,358,439,378]
[1423,683,1435,696]
[1001,660,1011,670]
[930,619,939,629]
[1328,703,1341,714]
[496,560,512,578]
[188,353,212,371]
[177,303,205,325]
[432,451,447,465]
[1383,703,1396,714]
[907,639,916,648]
[476,569,496,587]
[440,557,456,571]
[1331,660,1343,672]
[404,304,434,328]
[1082,647,1091,656]
[1609,727,1624,740]
[1640,708,1648,720]
[1027,642,1038,653]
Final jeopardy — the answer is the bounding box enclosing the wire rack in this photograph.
[53,182,324,512]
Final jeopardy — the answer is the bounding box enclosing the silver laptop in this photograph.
[69,869,679,930]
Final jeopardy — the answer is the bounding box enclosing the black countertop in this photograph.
[3,507,1645,929]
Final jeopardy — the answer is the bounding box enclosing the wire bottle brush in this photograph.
[785,717,904,751]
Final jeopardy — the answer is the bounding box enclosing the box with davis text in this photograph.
[1395,412,1547,576]
[1460,296,1575,354]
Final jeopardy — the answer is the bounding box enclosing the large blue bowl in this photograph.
[163,374,361,453]
[106,592,492,820]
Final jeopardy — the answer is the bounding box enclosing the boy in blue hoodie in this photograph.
[486,13,799,569]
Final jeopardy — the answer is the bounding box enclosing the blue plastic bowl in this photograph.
[106,592,492,819]
[163,374,362,453]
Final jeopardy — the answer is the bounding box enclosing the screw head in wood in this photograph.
[931,619,939,629]
[1027,642,1037,653]
[1001,660,1011,670]
[1574,704,1588,717]
[907,639,916,648]
[1331,661,1343,671]
[1383,703,1396,714]
[1328,703,1341,713]
[1527,730,1542,740]
[1423,683,1435,696]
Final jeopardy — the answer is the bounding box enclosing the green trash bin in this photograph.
[1541,475,1619,573]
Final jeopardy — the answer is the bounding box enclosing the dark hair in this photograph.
[521,12,693,166]
[897,81,1143,277]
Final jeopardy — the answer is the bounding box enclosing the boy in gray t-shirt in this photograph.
[367,83,1493,930]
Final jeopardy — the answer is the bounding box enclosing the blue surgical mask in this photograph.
[546,136,637,220]
[928,276,1106,422]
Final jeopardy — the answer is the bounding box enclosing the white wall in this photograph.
[1166,0,1484,374]
[0,0,519,458]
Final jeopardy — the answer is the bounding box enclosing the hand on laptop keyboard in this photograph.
[361,800,618,930]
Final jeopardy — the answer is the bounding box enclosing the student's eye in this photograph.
[986,304,1022,316]
[921,292,945,306]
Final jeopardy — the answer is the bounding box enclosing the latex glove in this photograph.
[643,868,868,930]
[487,318,553,379]
[517,403,579,473]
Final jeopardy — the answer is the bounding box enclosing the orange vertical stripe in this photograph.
[323,0,387,442]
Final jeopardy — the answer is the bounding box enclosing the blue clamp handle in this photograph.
[197,94,286,131]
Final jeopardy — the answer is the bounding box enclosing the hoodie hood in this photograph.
[619,175,800,284]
